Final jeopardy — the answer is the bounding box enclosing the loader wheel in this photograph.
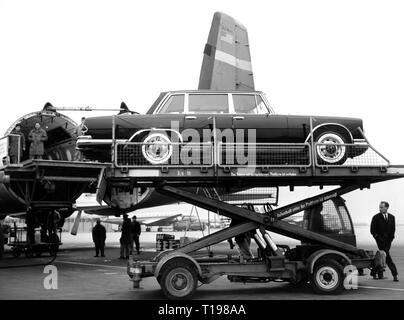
[159,259,198,300]
[310,259,344,295]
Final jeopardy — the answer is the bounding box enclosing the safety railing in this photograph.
[313,143,390,167]
[217,142,312,168]
[114,140,391,170]
[114,142,214,168]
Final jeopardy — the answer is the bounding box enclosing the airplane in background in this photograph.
[101,212,182,232]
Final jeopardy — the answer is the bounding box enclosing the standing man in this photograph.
[370,201,399,282]
[73,117,87,161]
[9,123,26,164]
[47,210,61,243]
[92,218,106,257]
[131,216,141,255]
[28,122,47,160]
[119,214,132,259]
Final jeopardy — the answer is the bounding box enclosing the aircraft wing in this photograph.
[137,214,182,226]
[76,206,134,216]
[103,214,182,227]
[199,12,254,91]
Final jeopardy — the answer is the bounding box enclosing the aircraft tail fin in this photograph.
[198,12,254,91]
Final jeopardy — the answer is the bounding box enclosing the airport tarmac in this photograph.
[1,229,404,300]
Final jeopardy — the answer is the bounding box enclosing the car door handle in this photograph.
[185,116,197,120]
[232,116,245,120]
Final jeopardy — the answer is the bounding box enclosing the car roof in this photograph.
[164,90,264,94]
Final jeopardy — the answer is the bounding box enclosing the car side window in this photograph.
[159,95,184,113]
[233,94,257,114]
[188,94,228,113]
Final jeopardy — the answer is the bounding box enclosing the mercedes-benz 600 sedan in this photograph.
[77,90,366,166]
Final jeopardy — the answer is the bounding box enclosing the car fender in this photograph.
[128,128,183,143]
[154,251,202,278]
[305,123,353,143]
[306,249,351,274]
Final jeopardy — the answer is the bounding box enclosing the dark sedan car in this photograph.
[77,90,366,166]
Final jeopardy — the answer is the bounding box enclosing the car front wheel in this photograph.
[314,131,349,165]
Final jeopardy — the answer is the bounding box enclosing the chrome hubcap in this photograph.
[316,133,346,163]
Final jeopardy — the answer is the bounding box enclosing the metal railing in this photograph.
[115,142,390,168]
[114,142,214,168]
[217,142,312,168]
[114,140,390,169]
[314,143,390,167]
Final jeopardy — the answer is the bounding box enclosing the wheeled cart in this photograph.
[8,227,62,258]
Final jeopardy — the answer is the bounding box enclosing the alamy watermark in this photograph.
[343,265,358,290]
[43,265,58,290]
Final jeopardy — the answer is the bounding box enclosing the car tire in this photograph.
[310,259,344,295]
[314,130,349,165]
[159,259,198,300]
[141,132,173,165]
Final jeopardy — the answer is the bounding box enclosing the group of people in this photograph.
[8,116,87,164]
[119,215,141,259]
[91,215,141,259]
[9,122,48,163]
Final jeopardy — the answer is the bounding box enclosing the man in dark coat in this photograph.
[92,218,106,257]
[28,123,48,160]
[9,124,26,164]
[130,216,141,254]
[370,201,399,281]
[119,214,132,259]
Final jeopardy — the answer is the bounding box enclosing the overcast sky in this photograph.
[1,0,404,223]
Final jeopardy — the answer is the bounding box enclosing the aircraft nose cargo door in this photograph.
[302,196,356,246]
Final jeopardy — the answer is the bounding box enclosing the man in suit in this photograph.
[119,214,132,259]
[92,219,106,257]
[130,216,141,255]
[370,201,399,282]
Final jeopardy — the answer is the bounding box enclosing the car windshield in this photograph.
[159,94,184,113]
[146,92,167,114]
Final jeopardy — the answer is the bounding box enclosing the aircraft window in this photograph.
[233,95,257,114]
[188,94,228,113]
[159,95,184,113]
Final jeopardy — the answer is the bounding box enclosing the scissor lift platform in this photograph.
[127,184,384,299]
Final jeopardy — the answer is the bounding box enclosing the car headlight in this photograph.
[141,133,172,165]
